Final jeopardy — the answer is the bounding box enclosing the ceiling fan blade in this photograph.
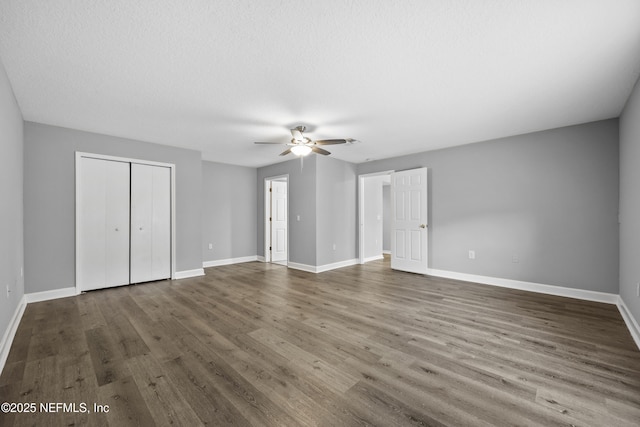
[314,139,347,145]
[254,141,287,144]
[311,146,331,155]
[279,148,292,156]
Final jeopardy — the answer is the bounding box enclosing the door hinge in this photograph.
[269,217,272,221]
[269,246,272,251]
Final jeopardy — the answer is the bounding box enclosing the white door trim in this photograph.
[358,170,394,264]
[75,151,177,294]
[263,174,289,265]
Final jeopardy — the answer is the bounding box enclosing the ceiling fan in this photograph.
[254,125,357,157]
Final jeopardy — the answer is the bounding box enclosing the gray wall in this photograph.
[620,76,640,324]
[358,120,619,293]
[24,122,203,293]
[257,157,317,266]
[202,161,257,261]
[257,155,357,268]
[0,58,24,347]
[315,156,357,266]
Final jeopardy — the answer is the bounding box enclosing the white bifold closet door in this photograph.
[77,157,171,292]
[78,158,131,291]
[130,163,171,283]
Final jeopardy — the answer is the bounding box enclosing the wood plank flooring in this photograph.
[1,258,639,426]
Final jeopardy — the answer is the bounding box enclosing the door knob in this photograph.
[419,224,427,229]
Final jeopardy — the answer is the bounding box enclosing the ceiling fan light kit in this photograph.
[254,125,357,158]
[290,145,312,156]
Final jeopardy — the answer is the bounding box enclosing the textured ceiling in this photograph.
[1,1,639,167]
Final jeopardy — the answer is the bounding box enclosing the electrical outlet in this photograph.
[468,250,475,260]
[332,243,336,251]
[512,254,519,263]
[208,243,213,250]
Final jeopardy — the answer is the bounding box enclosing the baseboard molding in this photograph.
[286,262,316,273]
[362,255,384,263]
[0,295,27,375]
[174,268,205,279]
[203,255,258,268]
[382,250,391,255]
[426,268,619,305]
[317,258,359,273]
[257,256,266,262]
[25,287,78,303]
[288,259,359,274]
[617,297,640,350]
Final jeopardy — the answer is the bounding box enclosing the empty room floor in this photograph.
[1,258,639,426]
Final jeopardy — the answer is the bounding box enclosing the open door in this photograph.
[270,180,288,263]
[390,167,428,274]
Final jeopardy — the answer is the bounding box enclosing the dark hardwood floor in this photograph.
[1,258,639,426]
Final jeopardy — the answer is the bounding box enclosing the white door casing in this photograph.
[77,157,130,291]
[270,180,288,262]
[390,167,428,274]
[130,163,171,283]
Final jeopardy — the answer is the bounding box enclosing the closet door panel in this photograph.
[78,158,130,291]
[104,161,131,286]
[130,163,171,283]
[130,164,153,283]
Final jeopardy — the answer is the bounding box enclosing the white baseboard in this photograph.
[382,250,391,255]
[362,255,384,263]
[617,297,640,350]
[317,258,359,273]
[288,259,359,274]
[426,268,619,305]
[174,268,205,279]
[203,255,258,268]
[287,262,316,273]
[257,256,266,262]
[25,287,78,303]
[0,295,27,375]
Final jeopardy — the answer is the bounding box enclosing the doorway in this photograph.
[359,168,429,274]
[264,175,289,265]
[358,171,392,264]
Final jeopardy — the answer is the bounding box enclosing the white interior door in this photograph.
[78,157,130,291]
[130,163,171,283]
[390,167,428,274]
[270,180,288,262]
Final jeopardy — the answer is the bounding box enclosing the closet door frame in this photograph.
[75,152,177,293]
